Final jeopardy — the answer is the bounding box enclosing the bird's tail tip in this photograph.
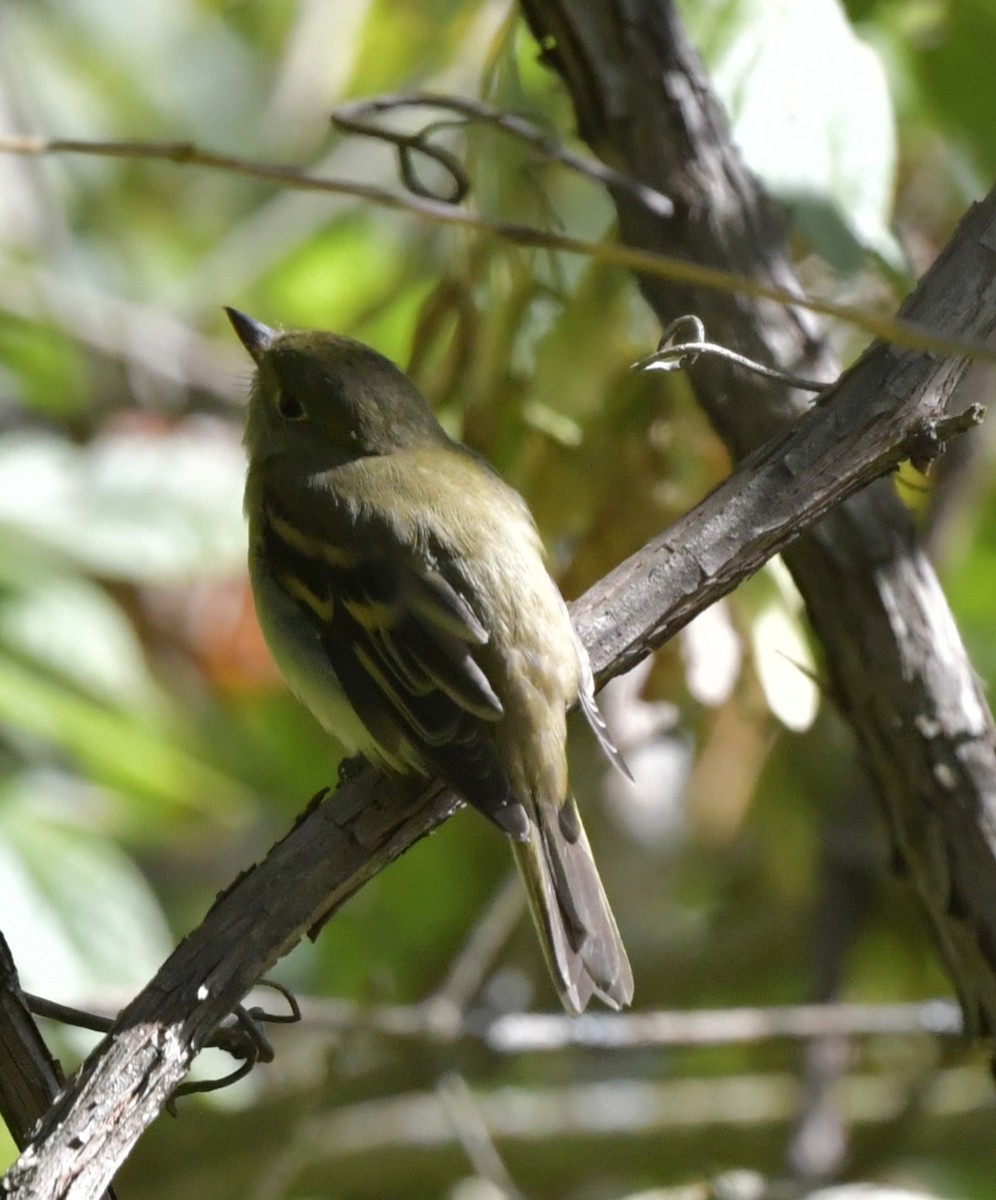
[512,797,633,1015]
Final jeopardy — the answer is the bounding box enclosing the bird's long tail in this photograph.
[511,795,633,1015]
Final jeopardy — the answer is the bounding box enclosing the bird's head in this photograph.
[227,308,448,469]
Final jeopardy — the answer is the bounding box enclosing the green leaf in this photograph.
[682,0,902,269]
[0,572,167,714]
[0,426,246,583]
[0,653,249,823]
[0,773,173,996]
[910,0,996,176]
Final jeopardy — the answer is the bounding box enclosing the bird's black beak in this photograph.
[225,307,278,363]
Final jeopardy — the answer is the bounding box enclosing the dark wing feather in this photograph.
[260,491,529,839]
[572,626,632,780]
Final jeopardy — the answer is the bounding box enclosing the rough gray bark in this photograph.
[518,0,996,1034]
[4,183,996,1200]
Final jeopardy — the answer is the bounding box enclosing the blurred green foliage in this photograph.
[0,0,994,1197]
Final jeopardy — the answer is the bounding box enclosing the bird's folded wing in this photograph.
[259,485,529,838]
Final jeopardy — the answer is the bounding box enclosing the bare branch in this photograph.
[288,994,962,1050]
[576,189,996,680]
[0,131,992,363]
[480,1000,963,1052]
[282,1067,987,1156]
[437,1073,526,1200]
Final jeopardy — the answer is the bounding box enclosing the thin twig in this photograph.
[291,995,963,1050]
[481,999,963,1052]
[295,1063,991,1156]
[1,131,993,363]
[635,314,828,392]
[437,1073,526,1200]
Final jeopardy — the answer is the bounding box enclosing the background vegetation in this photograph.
[1,0,994,1196]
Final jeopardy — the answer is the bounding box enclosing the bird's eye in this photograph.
[276,390,306,421]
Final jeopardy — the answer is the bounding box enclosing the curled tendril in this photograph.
[331,91,674,217]
[168,979,302,1110]
[634,314,827,392]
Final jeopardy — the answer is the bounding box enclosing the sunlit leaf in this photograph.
[0,424,246,583]
[743,559,820,732]
[751,603,820,733]
[681,0,902,268]
[0,771,173,996]
[0,572,166,713]
[0,653,249,823]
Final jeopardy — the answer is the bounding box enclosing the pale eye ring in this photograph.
[276,390,306,421]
